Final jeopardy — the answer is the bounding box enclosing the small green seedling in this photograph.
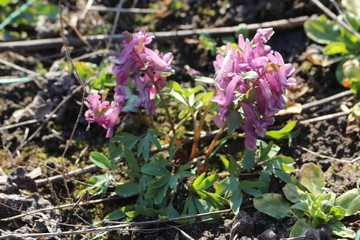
[254,163,360,239]
[304,0,360,94]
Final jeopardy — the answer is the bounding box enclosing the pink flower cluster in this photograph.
[211,28,296,150]
[111,29,174,115]
[84,86,127,138]
[84,29,174,138]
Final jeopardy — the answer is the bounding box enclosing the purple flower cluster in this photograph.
[84,86,127,138]
[110,29,174,115]
[211,28,296,150]
[84,29,174,138]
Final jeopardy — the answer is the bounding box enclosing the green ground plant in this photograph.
[254,163,360,239]
[304,0,360,94]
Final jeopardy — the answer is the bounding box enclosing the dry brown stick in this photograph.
[0,119,39,131]
[299,111,348,124]
[300,147,360,163]
[0,195,121,221]
[301,90,353,110]
[88,5,164,13]
[80,0,94,19]
[0,15,309,51]
[0,58,37,75]
[0,209,231,239]
[36,164,98,187]
[106,0,126,50]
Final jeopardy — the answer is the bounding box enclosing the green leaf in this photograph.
[0,0,14,6]
[227,111,241,133]
[220,156,241,177]
[168,133,182,160]
[355,229,360,240]
[290,220,310,237]
[192,172,206,191]
[239,180,266,189]
[282,183,307,203]
[229,156,241,177]
[253,193,291,219]
[194,174,219,191]
[330,221,356,238]
[230,188,243,214]
[241,187,263,197]
[123,146,140,172]
[197,190,225,209]
[137,136,150,161]
[324,42,349,55]
[178,165,195,178]
[181,196,197,223]
[299,163,325,196]
[335,188,360,216]
[329,206,346,221]
[259,171,270,193]
[243,149,255,172]
[141,163,169,176]
[304,15,341,44]
[85,174,113,196]
[258,141,280,162]
[273,169,301,186]
[193,198,213,216]
[290,202,308,213]
[90,151,114,170]
[104,209,126,221]
[147,134,162,150]
[200,92,214,105]
[265,121,297,139]
[115,182,139,198]
[166,202,180,218]
[192,173,218,192]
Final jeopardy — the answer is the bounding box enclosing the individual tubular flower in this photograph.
[84,93,126,138]
[241,103,274,150]
[110,29,174,114]
[211,28,297,150]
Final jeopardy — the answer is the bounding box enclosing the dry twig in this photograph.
[299,112,348,124]
[0,209,231,239]
[300,147,360,163]
[0,195,122,222]
[88,5,164,14]
[301,90,353,110]
[0,15,309,51]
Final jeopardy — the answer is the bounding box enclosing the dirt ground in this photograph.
[0,0,359,239]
